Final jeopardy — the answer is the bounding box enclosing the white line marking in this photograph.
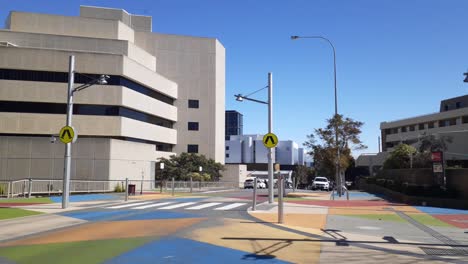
[132,202,174,209]
[186,202,222,210]
[214,203,246,210]
[158,202,197,209]
[107,201,152,209]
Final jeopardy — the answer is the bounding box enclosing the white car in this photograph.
[311,177,330,191]
[244,178,266,189]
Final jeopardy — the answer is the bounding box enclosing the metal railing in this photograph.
[0,178,242,198]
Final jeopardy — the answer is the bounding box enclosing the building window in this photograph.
[409,125,415,132]
[456,102,462,109]
[187,145,198,153]
[391,128,398,134]
[449,118,457,126]
[428,122,435,129]
[188,99,199,108]
[385,129,392,135]
[188,122,199,131]
[418,123,425,130]
[463,116,468,124]
[225,154,229,158]
[401,126,407,132]
[439,120,446,127]
[444,104,449,111]
[226,146,229,151]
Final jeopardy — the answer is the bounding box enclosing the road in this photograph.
[0,189,467,263]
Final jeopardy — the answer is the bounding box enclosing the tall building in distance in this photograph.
[225,110,243,140]
[0,6,225,183]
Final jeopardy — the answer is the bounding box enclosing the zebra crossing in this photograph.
[105,201,247,211]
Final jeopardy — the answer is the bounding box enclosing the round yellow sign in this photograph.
[59,126,76,144]
[263,133,278,148]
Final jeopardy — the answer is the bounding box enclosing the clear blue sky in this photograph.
[1,0,467,157]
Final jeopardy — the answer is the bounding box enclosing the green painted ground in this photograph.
[0,198,52,204]
[343,214,406,222]
[408,214,454,227]
[0,237,152,264]
[0,208,42,220]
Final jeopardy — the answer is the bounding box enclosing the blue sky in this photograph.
[1,0,467,156]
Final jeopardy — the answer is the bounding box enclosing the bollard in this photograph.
[7,182,11,198]
[171,177,175,196]
[125,178,129,201]
[278,175,284,224]
[190,177,193,193]
[252,178,257,211]
[28,178,32,198]
[292,178,296,193]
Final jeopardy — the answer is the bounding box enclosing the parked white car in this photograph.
[311,177,330,191]
[244,178,266,189]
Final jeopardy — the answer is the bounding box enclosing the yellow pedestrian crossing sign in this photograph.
[263,133,278,148]
[59,126,77,144]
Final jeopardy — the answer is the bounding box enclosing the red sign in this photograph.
[431,152,443,162]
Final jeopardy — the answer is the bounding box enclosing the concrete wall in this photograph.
[222,164,248,187]
[134,32,225,163]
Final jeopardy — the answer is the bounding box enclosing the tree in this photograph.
[383,144,417,169]
[304,114,367,177]
[418,134,452,153]
[157,153,225,181]
[292,165,315,188]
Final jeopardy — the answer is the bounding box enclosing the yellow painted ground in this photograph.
[2,218,203,246]
[250,213,327,231]
[187,218,321,264]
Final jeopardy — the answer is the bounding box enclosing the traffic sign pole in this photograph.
[267,72,274,204]
[62,55,75,209]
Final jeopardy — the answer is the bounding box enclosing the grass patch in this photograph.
[342,213,406,222]
[0,237,152,264]
[0,197,52,204]
[0,208,42,220]
[408,214,453,227]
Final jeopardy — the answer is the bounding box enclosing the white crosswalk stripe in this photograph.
[158,202,197,209]
[132,202,174,209]
[214,203,246,210]
[107,201,152,209]
[185,202,222,210]
[105,201,247,211]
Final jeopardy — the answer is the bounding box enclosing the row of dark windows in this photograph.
[385,116,468,135]
[0,68,175,105]
[0,133,174,152]
[0,101,174,128]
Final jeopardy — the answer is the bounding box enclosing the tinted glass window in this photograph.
[187,144,198,153]
[188,99,199,108]
[188,122,199,131]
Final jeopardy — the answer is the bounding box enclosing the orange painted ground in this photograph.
[2,218,204,246]
[433,214,468,229]
[250,213,327,230]
[288,200,404,207]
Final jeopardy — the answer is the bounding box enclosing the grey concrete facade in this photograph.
[0,6,225,183]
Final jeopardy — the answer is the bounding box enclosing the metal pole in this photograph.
[7,181,11,198]
[125,178,129,201]
[171,177,175,196]
[140,171,144,195]
[190,177,193,193]
[252,178,257,211]
[62,55,74,209]
[268,72,274,204]
[28,178,32,198]
[278,173,284,224]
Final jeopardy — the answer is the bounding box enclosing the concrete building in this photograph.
[0,6,225,184]
[225,134,304,165]
[225,110,243,140]
[380,95,468,161]
[357,95,468,174]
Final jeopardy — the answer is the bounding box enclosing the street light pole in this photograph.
[267,72,274,203]
[235,73,274,203]
[62,55,75,209]
[290,35,342,196]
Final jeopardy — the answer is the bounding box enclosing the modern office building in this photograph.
[225,110,243,140]
[0,6,225,183]
[225,134,304,165]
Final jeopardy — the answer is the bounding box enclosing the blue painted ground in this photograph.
[104,237,291,264]
[59,209,199,221]
[415,206,468,215]
[333,191,386,200]
[50,194,119,203]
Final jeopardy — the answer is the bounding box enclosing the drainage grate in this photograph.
[420,247,468,256]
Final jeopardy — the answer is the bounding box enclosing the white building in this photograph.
[0,6,225,183]
[225,135,305,165]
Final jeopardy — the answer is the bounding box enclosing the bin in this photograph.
[128,184,136,196]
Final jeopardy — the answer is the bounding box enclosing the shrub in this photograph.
[114,183,124,193]
[0,184,5,195]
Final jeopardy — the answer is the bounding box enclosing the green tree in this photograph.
[418,134,452,152]
[292,165,315,187]
[383,144,417,169]
[157,153,224,181]
[304,114,366,177]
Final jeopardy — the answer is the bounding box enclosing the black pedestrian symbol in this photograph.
[265,136,275,145]
[61,129,72,140]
